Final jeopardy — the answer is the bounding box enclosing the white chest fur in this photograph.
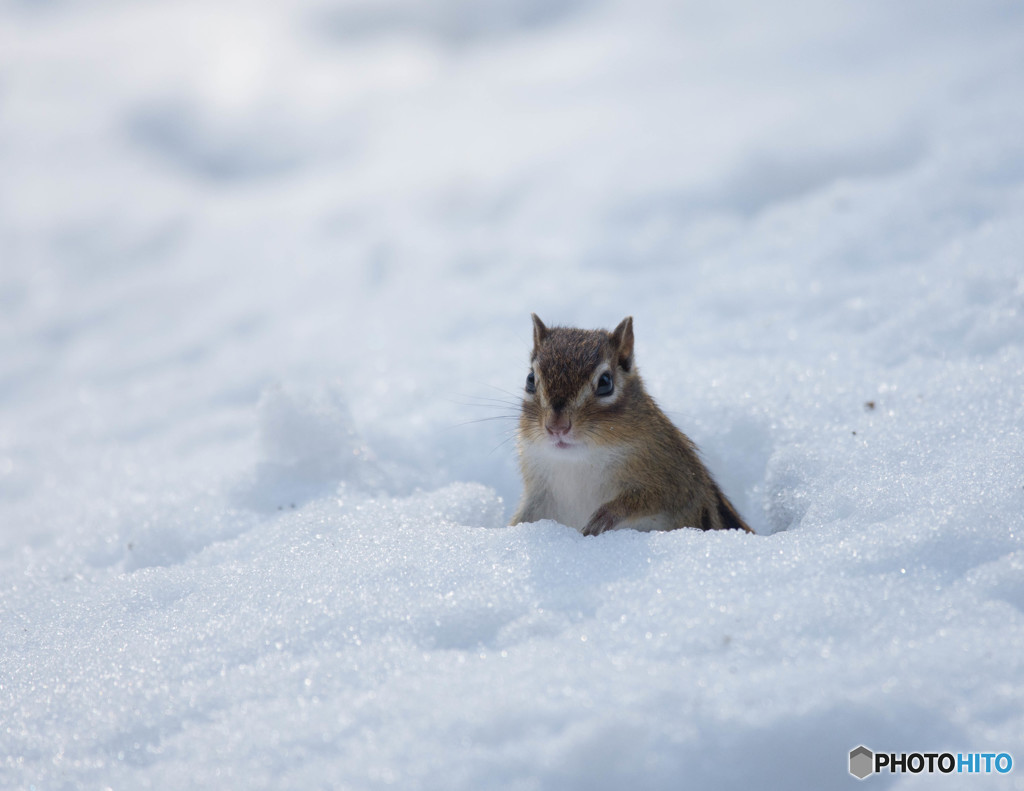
[521,443,624,530]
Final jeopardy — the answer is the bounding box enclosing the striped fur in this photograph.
[511,315,753,536]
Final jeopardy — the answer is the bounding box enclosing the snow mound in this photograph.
[240,383,383,512]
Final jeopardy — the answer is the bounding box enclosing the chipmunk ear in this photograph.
[610,316,634,371]
[531,313,549,349]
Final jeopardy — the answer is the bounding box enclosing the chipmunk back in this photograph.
[510,314,752,536]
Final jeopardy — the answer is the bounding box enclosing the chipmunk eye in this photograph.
[525,371,536,394]
[596,372,614,396]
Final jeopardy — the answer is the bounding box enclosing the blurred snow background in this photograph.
[1,0,1023,788]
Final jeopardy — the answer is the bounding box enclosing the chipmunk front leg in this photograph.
[510,486,552,526]
[582,489,660,536]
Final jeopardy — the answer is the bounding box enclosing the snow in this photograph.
[2,0,1024,788]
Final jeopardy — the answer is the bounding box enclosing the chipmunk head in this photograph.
[520,314,636,451]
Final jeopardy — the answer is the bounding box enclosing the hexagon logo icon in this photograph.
[850,746,874,780]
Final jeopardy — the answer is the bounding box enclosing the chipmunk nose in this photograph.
[545,411,572,437]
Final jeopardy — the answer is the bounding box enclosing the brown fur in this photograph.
[512,315,753,536]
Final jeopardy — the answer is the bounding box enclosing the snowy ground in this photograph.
[2,0,1024,788]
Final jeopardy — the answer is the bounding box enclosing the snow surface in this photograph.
[2,0,1024,788]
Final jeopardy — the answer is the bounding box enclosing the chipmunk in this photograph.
[510,315,753,536]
